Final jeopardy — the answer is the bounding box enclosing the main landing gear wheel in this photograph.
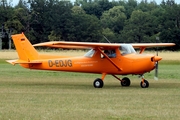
[93,78,104,88]
[121,77,131,87]
[140,80,149,88]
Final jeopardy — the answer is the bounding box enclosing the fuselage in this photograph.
[20,52,158,75]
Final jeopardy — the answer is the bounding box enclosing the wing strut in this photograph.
[97,47,122,71]
[139,47,146,54]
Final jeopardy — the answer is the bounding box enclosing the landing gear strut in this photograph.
[93,73,106,88]
[112,75,131,87]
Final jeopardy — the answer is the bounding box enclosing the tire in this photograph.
[93,78,104,88]
[140,80,149,88]
[121,77,131,86]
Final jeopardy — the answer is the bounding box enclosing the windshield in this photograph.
[120,44,136,55]
[84,49,95,57]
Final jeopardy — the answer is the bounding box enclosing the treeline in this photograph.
[0,0,180,49]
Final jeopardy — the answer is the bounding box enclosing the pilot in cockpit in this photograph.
[104,50,116,58]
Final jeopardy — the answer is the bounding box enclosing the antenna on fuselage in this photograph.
[103,35,111,43]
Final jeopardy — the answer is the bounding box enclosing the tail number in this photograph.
[48,60,72,67]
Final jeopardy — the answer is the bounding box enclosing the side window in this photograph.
[120,46,128,55]
[103,50,116,58]
[120,44,136,55]
[84,49,95,57]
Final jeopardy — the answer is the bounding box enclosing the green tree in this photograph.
[101,6,127,35]
[81,0,113,19]
[159,3,180,48]
[48,5,85,41]
[136,0,158,12]
[64,13,103,42]
[121,10,155,43]
[71,6,86,14]
[101,28,117,43]
[0,2,16,48]
[124,0,138,19]
[29,0,73,43]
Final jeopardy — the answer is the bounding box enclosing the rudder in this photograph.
[12,33,39,61]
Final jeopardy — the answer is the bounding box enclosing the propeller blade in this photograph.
[154,37,159,80]
[154,61,158,80]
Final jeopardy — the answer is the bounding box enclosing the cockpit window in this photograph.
[120,44,136,55]
[84,49,95,57]
[103,50,116,58]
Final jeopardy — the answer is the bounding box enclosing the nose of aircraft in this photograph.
[151,56,162,62]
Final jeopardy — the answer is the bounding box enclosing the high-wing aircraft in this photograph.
[6,33,175,88]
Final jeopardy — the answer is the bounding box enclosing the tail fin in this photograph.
[11,33,39,61]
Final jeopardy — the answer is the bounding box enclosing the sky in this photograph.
[6,0,180,6]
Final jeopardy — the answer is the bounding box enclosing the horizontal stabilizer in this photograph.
[6,59,42,65]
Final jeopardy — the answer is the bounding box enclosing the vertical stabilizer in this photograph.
[12,33,39,61]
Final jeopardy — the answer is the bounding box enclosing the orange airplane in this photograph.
[6,33,175,88]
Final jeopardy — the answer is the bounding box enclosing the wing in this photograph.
[131,43,175,53]
[33,41,175,50]
[132,43,175,48]
[33,41,120,49]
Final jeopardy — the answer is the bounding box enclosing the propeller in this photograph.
[154,61,158,80]
[154,37,159,80]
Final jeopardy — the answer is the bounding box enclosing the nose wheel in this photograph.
[140,80,149,88]
[140,75,149,88]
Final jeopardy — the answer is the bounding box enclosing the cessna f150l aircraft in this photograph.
[7,33,175,88]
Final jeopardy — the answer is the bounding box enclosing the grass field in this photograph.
[0,50,180,120]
